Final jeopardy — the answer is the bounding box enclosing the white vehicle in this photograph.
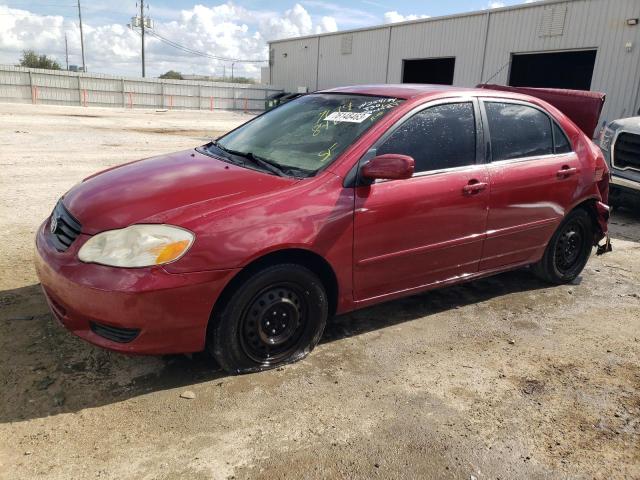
[599,117,640,208]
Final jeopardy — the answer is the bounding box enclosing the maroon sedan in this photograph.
[35,84,611,373]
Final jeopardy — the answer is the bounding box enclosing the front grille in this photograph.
[613,132,640,171]
[49,200,82,252]
[90,322,140,343]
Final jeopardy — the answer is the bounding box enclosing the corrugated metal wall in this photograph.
[481,0,640,121]
[269,0,640,123]
[387,14,488,86]
[318,28,390,88]
[0,65,283,111]
[270,38,319,91]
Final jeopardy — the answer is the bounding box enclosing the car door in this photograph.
[479,99,580,271]
[353,99,490,302]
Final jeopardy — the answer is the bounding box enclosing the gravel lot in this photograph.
[0,103,639,480]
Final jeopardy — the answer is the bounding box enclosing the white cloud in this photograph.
[487,2,506,8]
[383,11,430,24]
[0,3,337,79]
[316,16,338,34]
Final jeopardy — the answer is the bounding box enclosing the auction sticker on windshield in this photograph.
[325,111,372,123]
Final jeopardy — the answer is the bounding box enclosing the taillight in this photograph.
[594,166,606,181]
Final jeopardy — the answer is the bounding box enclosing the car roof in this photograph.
[316,84,605,138]
[317,84,483,100]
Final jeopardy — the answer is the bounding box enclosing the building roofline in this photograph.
[267,0,570,45]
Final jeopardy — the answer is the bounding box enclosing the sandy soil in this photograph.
[0,103,638,480]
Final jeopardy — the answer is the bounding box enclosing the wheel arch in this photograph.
[569,196,606,243]
[209,248,339,327]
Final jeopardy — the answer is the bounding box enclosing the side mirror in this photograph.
[361,154,415,181]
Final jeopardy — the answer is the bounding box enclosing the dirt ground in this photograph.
[0,103,639,480]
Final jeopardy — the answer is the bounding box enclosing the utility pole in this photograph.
[77,0,86,72]
[140,0,146,77]
[231,62,235,82]
[64,33,69,70]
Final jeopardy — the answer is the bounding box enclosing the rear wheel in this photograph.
[208,264,328,374]
[531,209,593,284]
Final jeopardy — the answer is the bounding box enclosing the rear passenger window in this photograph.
[553,122,572,153]
[376,102,476,173]
[485,102,553,161]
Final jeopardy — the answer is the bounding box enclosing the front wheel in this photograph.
[208,264,328,374]
[531,209,593,284]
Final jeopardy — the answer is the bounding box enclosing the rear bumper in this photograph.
[595,201,610,235]
[594,201,612,255]
[35,221,238,354]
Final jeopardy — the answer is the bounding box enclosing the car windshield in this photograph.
[212,94,403,177]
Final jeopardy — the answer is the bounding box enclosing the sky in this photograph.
[0,0,536,79]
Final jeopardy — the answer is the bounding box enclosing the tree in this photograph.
[159,70,183,80]
[19,50,61,70]
[220,76,255,84]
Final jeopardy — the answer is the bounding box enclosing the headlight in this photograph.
[78,224,194,267]
[599,125,615,152]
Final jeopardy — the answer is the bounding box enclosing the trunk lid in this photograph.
[478,84,606,138]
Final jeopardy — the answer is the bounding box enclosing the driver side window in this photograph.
[376,102,477,173]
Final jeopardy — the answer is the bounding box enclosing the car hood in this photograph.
[610,116,640,132]
[63,148,296,234]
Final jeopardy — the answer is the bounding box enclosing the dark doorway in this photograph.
[509,50,597,90]
[402,57,456,85]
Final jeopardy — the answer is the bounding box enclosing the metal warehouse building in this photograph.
[266,0,640,125]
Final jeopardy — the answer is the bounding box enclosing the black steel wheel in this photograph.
[532,209,593,284]
[208,264,328,374]
[239,284,307,364]
[554,219,587,275]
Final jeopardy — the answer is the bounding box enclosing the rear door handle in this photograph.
[462,181,488,195]
[557,166,578,178]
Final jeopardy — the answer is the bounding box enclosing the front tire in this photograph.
[531,209,593,284]
[208,264,328,374]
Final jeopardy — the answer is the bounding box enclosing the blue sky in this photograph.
[2,1,525,27]
[0,1,530,77]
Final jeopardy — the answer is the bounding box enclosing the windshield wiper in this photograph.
[241,152,287,177]
[211,142,286,177]
[203,141,242,165]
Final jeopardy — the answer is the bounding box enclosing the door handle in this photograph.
[462,181,488,195]
[557,166,578,178]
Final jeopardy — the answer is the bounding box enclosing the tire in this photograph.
[531,209,593,284]
[208,264,328,374]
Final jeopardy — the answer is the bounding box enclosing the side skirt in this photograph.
[349,259,539,311]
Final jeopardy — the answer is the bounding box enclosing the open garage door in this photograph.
[509,50,597,90]
[402,57,455,85]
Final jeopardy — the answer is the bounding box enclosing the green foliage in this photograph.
[19,50,61,70]
[219,76,255,84]
[159,70,184,80]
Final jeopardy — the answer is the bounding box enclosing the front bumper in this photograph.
[611,175,640,194]
[34,221,238,354]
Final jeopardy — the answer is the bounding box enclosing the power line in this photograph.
[0,12,75,17]
[143,28,267,63]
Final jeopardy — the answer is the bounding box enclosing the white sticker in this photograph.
[325,111,371,123]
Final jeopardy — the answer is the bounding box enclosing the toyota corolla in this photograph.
[35,84,611,374]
